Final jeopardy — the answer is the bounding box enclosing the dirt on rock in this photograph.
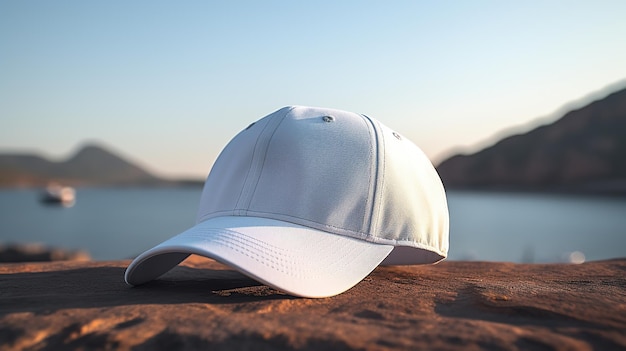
[1,256,625,350]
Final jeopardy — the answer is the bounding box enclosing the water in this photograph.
[0,188,624,262]
[0,188,200,260]
[447,191,626,263]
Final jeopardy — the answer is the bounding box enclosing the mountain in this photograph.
[0,143,170,187]
[436,87,626,193]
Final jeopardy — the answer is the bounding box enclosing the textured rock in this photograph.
[1,256,625,350]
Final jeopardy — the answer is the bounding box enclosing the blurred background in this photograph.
[1,1,625,263]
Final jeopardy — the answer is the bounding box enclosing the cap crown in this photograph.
[196,106,448,263]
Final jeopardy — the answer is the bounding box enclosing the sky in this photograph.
[1,1,626,179]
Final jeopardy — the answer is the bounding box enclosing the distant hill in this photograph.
[0,144,186,187]
[436,87,626,194]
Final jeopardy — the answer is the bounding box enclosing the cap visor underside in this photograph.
[124,216,394,298]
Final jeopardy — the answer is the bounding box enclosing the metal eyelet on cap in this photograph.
[322,115,335,123]
[392,131,402,140]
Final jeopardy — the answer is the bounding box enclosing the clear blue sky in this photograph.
[2,1,625,178]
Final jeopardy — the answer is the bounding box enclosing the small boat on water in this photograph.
[41,184,76,206]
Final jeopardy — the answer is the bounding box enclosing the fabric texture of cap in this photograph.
[124,106,449,298]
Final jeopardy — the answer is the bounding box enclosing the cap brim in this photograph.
[124,216,393,298]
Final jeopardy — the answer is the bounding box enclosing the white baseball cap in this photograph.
[125,106,449,298]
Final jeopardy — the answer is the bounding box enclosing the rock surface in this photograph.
[1,256,625,350]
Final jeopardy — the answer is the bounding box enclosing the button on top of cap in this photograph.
[322,115,335,123]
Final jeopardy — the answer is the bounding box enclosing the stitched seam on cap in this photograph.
[212,236,297,276]
[197,210,237,223]
[182,227,365,278]
[234,117,273,214]
[374,119,386,233]
[361,114,375,234]
[187,228,289,255]
[242,210,375,239]
[360,114,384,234]
[183,229,298,275]
[241,106,295,215]
[194,214,443,257]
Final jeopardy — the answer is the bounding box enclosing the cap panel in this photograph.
[373,121,449,259]
[196,107,291,222]
[247,107,376,236]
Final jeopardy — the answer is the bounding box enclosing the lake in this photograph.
[0,188,624,263]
